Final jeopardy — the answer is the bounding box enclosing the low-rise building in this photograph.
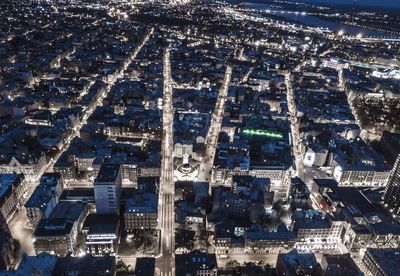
[25,173,64,228]
[332,140,390,187]
[53,254,116,276]
[124,192,158,231]
[33,202,87,256]
[276,250,322,276]
[176,250,217,276]
[82,214,119,256]
[321,254,363,276]
[270,206,346,253]
[311,179,400,250]
[244,228,298,254]
[0,155,47,182]
[0,252,57,276]
[292,210,343,241]
[134,257,155,276]
[0,215,18,271]
[120,164,160,186]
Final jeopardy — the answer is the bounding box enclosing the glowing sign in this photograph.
[242,128,283,139]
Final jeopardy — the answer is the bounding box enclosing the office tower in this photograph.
[383,154,400,216]
[94,164,122,215]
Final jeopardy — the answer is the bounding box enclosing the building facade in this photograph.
[0,215,18,271]
[25,173,64,228]
[82,214,119,256]
[0,173,27,222]
[0,155,47,182]
[124,193,158,231]
[94,164,122,215]
[383,155,400,217]
[33,202,87,256]
[363,248,400,276]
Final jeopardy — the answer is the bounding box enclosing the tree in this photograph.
[226,260,240,267]
[272,199,284,214]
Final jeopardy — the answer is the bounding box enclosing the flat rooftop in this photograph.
[366,248,400,276]
[0,173,21,198]
[125,192,158,214]
[83,214,119,235]
[95,164,120,183]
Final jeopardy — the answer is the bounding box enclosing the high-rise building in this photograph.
[363,248,400,276]
[379,131,400,166]
[0,214,18,270]
[383,154,400,217]
[94,164,122,215]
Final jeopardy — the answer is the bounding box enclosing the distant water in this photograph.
[247,2,398,38]
[284,0,400,11]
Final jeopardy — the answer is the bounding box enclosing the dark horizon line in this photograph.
[233,0,400,13]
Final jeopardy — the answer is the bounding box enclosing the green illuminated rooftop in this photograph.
[242,128,283,139]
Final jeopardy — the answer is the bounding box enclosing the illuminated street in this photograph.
[156,47,176,276]
[285,71,305,181]
[198,64,233,183]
